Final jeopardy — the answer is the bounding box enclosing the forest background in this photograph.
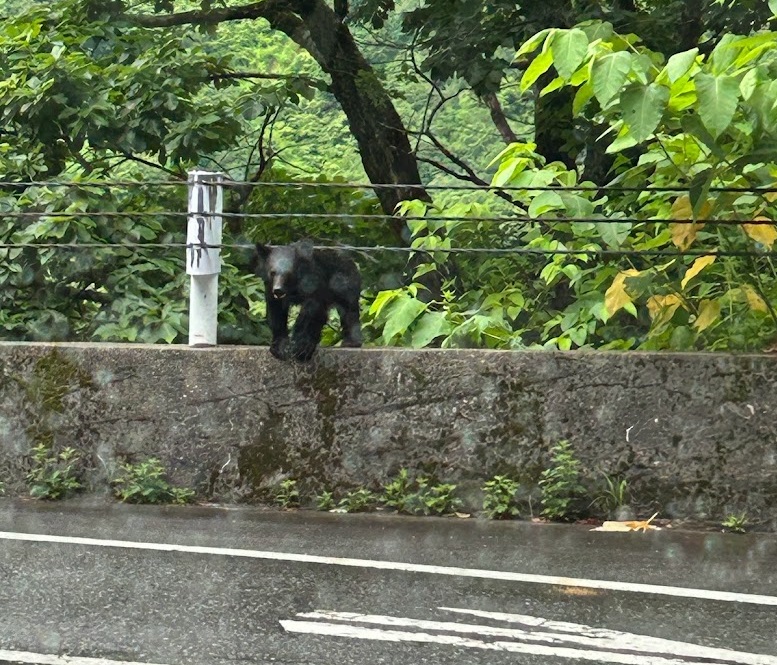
[1,0,776,352]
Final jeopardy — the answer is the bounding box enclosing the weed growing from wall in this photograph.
[414,479,462,516]
[315,490,336,511]
[722,512,749,533]
[112,458,195,505]
[381,470,462,516]
[273,479,300,509]
[482,476,521,519]
[26,444,83,500]
[591,474,632,518]
[382,468,413,513]
[539,440,585,521]
[338,488,378,513]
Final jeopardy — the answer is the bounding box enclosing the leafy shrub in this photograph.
[381,469,462,516]
[539,440,585,521]
[722,512,749,534]
[382,468,413,513]
[338,488,378,513]
[410,478,462,516]
[26,444,83,500]
[112,458,195,505]
[315,490,336,511]
[482,475,521,519]
[273,479,300,509]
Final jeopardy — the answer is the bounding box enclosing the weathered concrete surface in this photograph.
[0,342,776,526]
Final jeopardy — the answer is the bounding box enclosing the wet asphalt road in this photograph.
[0,499,776,665]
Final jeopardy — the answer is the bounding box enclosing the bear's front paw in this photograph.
[290,340,317,362]
[270,338,290,360]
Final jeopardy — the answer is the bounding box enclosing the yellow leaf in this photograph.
[647,294,683,330]
[680,255,716,289]
[693,299,721,332]
[670,194,713,220]
[743,216,777,249]
[743,285,768,313]
[670,195,692,219]
[670,195,710,250]
[604,269,641,316]
[591,512,662,532]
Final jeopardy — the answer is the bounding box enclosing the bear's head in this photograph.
[254,242,315,300]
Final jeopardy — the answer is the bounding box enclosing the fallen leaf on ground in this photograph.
[590,512,661,532]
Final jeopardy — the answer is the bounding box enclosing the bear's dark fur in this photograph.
[253,241,362,361]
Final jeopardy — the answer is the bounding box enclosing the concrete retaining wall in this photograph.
[1,342,775,526]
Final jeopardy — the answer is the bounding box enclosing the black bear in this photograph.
[253,241,362,361]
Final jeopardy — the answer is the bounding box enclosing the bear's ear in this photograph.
[251,243,271,274]
[295,239,314,260]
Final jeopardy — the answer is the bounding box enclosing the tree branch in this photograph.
[210,71,325,87]
[416,132,520,210]
[129,2,272,27]
[482,92,519,144]
[119,152,185,179]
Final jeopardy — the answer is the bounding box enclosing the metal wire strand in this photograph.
[1,179,776,194]
[0,210,775,226]
[0,242,772,259]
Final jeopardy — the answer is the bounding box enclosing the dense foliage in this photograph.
[0,0,775,351]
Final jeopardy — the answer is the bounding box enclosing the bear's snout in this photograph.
[272,287,286,299]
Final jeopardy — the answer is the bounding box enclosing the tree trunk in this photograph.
[131,0,428,218]
[284,0,430,216]
[533,75,576,171]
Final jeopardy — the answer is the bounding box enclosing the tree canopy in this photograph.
[0,0,776,350]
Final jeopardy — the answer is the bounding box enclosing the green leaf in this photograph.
[688,168,713,216]
[410,311,451,348]
[520,46,554,91]
[663,48,698,83]
[770,0,777,15]
[592,51,632,106]
[580,21,613,44]
[381,295,426,342]
[596,221,632,249]
[739,67,761,101]
[539,76,565,97]
[572,80,594,115]
[528,191,564,217]
[695,73,740,138]
[619,83,669,142]
[550,29,589,81]
[515,29,553,58]
[708,34,739,75]
[368,289,400,318]
[680,114,726,159]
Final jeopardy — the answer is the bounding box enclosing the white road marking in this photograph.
[0,649,170,665]
[280,620,748,665]
[290,610,777,665]
[2,530,776,607]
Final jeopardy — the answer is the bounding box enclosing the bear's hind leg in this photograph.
[337,300,362,348]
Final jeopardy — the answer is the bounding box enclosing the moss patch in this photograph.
[26,350,93,414]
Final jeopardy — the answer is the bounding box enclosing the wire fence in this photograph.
[0,178,776,259]
[3,179,777,193]
[1,210,776,226]
[0,243,772,259]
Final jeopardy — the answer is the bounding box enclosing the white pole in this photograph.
[187,170,224,347]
